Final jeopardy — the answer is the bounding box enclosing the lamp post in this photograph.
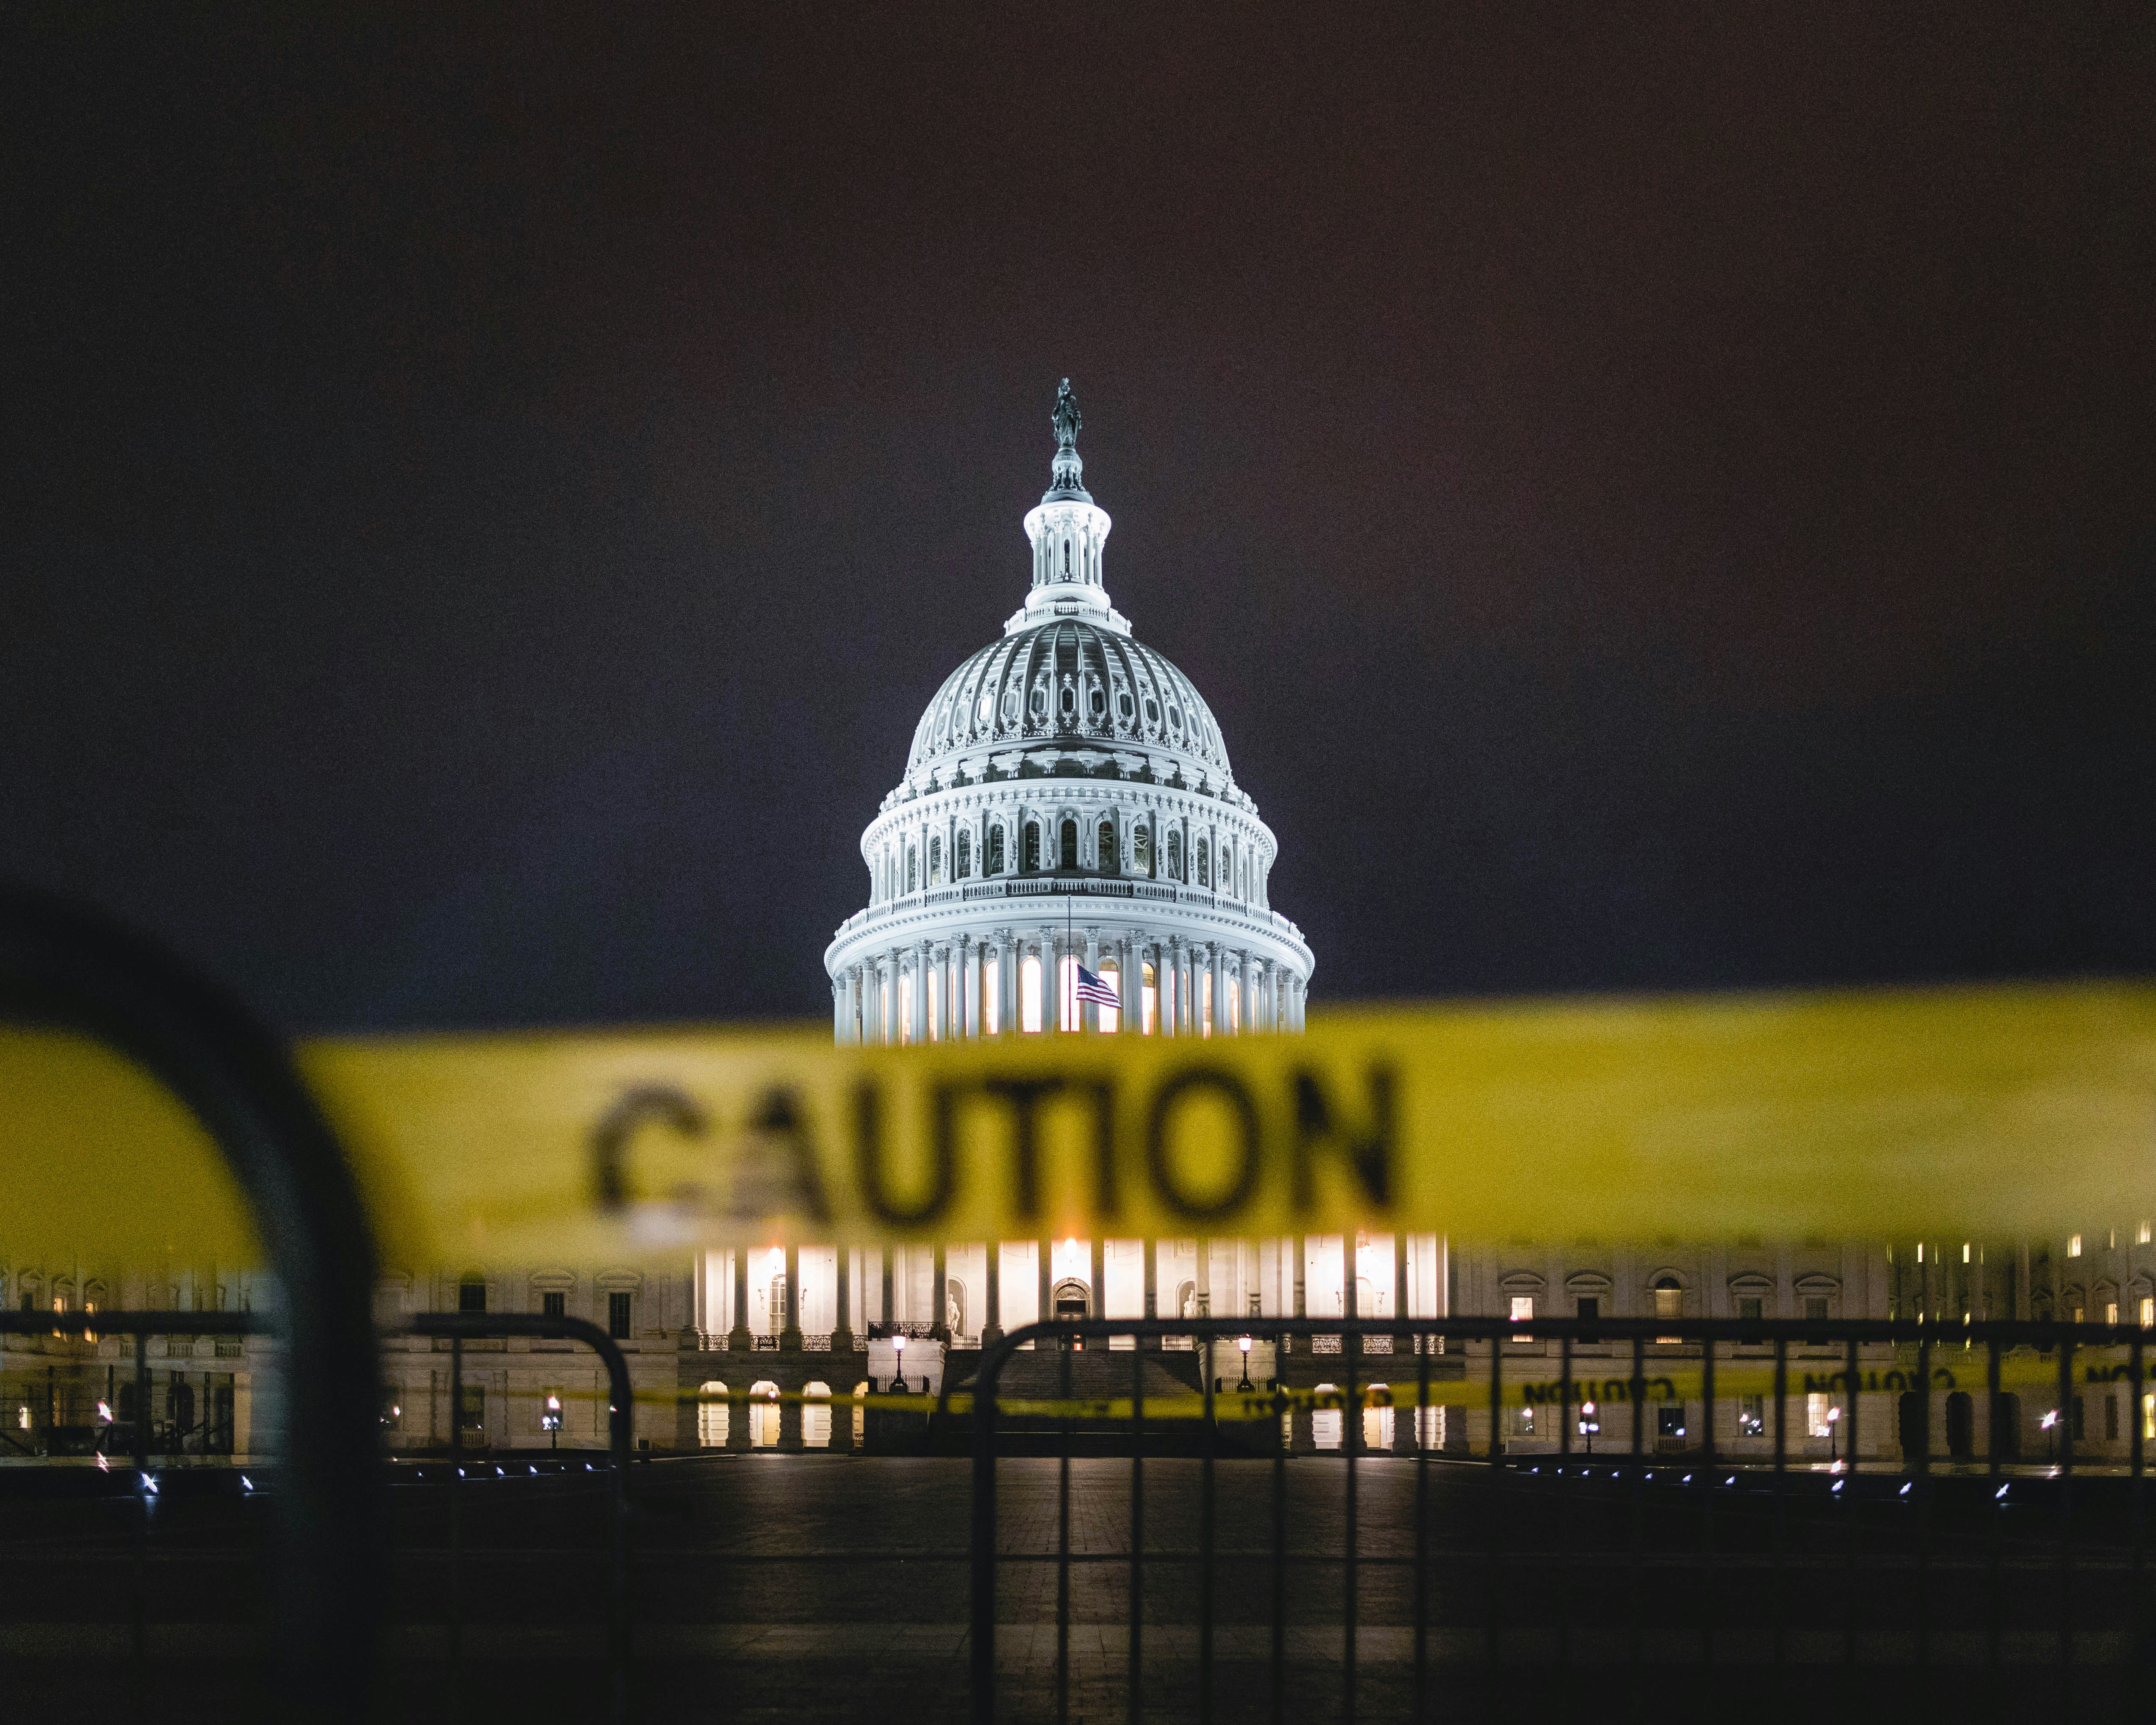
[1828,1403,1841,1465]
[891,1332,908,1394]
[1580,1400,1598,1455]
[1236,1335,1254,1393]
[2042,1407,2059,1463]
[542,1393,562,1451]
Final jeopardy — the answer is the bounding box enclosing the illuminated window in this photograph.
[1020,954,1043,1033]
[2142,1222,2152,1246]
[1737,1395,1766,1437]
[2070,1235,2084,1257]
[1963,1242,1971,1263]
[1141,962,1156,1035]
[1806,1393,1834,1438]
[2107,1302,2120,1326]
[2141,1297,2153,1328]
[1097,964,1120,1034]
[1509,1295,1535,1325]
[1653,1277,1683,1341]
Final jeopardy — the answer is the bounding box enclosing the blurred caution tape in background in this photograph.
[5,981,2153,1263]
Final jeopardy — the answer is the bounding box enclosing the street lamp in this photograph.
[1236,1335,1254,1393]
[542,1393,562,1451]
[2042,1407,2059,1463]
[1828,1403,1841,1465]
[1579,1400,1599,1455]
[891,1332,908,1394]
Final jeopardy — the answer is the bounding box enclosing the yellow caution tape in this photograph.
[7,981,2155,1262]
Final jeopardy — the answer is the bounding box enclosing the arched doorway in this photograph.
[1994,1391,2022,1460]
[697,1381,730,1448]
[1946,1391,1974,1460]
[749,1380,780,1449]
[1053,1277,1091,1349]
[804,1382,831,1449]
[1313,1384,1342,1451]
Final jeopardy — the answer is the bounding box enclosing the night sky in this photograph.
[6,7,2151,1032]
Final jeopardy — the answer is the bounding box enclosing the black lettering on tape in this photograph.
[855,1081,954,1226]
[1291,1065,1396,1213]
[1146,1067,1262,1221]
[975,1077,1063,1221]
[732,1087,833,1223]
[591,1085,707,1213]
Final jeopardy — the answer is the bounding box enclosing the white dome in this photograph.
[907,619,1232,780]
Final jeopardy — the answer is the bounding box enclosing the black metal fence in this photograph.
[967,1314,2156,1723]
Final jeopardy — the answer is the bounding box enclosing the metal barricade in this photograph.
[967,1315,2155,1723]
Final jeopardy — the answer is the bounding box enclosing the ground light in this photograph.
[1236,1335,1253,1392]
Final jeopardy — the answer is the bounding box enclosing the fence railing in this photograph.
[968,1313,2156,1724]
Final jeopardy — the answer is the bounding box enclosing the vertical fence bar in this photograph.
[1271,1379,1287,1725]
[1987,1337,2003,1685]
[1200,1352,1215,1725]
[449,1331,464,1715]
[1343,1375,1358,1725]
[1128,1342,1144,1725]
[2132,1329,2146,1690]
[1627,1332,1645,1686]
[1058,1335,1072,1725]
[2059,1334,2075,1675]
[1842,1334,1858,1670]
[1556,1331,1572,1667]
[1772,1337,1788,1675]
[133,1327,149,1696]
[969,1335,1001,1725]
[1916,1330,1932,1670]
[1486,1332,1504,1674]
[1414,1333,1430,1725]
[1700,1330,1717,1671]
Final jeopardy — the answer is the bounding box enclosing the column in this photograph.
[984,1243,1002,1345]
[963,938,980,1039]
[1119,935,1139,1034]
[1243,953,1259,1036]
[886,953,902,1044]
[944,944,958,1040]
[1038,1238,1054,1338]
[1041,926,1060,1036]
[1091,1238,1107,1325]
[932,1245,949,1341]
[832,979,845,1042]
[781,1244,802,1350]
[1000,934,1019,1039]
[729,1248,751,1352]
[1185,943,1200,1036]
[1083,926,1100,1033]
[1211,943,1228,1037]
[881,1246,895,1329]
[912,943,930,1046]
[1159,940,1177,1038]
[1143,1238,1160,1350]
[1393,1231,1417,1455]
[833,1247,854,1353]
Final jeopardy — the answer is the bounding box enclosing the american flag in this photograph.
[1072,965,1121,1009]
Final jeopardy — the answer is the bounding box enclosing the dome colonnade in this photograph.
[825,379,1313,1045]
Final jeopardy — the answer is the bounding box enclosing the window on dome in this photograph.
[1166,831,1183,881]
[1059,819,1078,871]
[1133,824,1151,876]
[1098,819,1117,875]
[1023,822,1041,872]
[1117,691,1133,722]
[907,849,918,894]
[988,825,1006,875]
[956,830,971,879]
[1087,686,1105,722]
[1144,696,1160,725]
[928,837,942,885]
[1059,684,1076,720]
[1030,685,1048,720]
[977,687,993,726]
[1196,838,1210,888]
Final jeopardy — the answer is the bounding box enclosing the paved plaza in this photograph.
[3,1454,2148,1719]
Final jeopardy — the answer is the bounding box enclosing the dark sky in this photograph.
[5,6,2151,1031]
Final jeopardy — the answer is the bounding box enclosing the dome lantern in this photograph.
[1017,378,1125,636]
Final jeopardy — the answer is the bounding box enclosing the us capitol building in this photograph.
[3,385,2123,1468]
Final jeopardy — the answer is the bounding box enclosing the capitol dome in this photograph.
[906,621,1232,780]
[827,380,1312,1045]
